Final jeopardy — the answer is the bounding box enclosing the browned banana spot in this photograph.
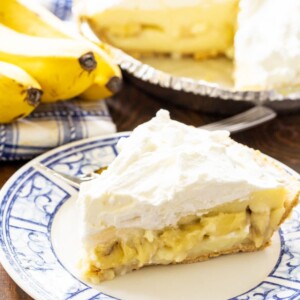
[103,241,120,256]
[95,166,108,175]
[12,113,26,121]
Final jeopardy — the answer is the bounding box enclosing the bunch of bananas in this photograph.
[0,0,122,123]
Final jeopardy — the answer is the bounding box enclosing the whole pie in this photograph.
[77,110,300,282]
[79,0,300,90]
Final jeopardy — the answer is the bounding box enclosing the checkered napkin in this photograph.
[38,0,73,20]
[0,0,117,161]
[0,100,116,161]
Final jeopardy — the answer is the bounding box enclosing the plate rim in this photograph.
[0,132,130,300]
[0,132,299,300]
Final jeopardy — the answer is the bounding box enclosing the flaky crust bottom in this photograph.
[176,241,270,266]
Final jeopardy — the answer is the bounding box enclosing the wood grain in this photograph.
[0,80,300,299]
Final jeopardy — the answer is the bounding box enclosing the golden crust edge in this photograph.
[166,241,270,267]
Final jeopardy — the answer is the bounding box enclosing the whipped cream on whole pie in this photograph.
[78,110,299,282]
[235,0,300,90]
[79,0,300,90]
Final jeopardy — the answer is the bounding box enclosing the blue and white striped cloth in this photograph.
[38,0,73,20]
[0,100,116,161]
[0,0,117,161]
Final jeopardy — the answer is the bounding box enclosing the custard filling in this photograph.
[80,188,287,283]
[85,1,238,58]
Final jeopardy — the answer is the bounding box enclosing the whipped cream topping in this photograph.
[78,110,283,236]
[235,0,300,90]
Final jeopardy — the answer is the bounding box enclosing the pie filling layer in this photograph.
[85,1,238,58]
[80,187,287,283]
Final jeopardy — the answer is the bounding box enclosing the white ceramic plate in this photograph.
[0,133,300,300]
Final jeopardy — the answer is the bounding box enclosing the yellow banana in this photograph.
[0,24,98,102]
[0,61,42,123]
[0,0,72,38]
[0,0,123,100]
[80,51,122,101]
[80,73,122,100]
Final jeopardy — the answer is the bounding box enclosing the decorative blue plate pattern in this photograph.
[0,133,299,300]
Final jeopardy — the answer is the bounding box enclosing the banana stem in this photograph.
[79,52,97,72]
[105,76,123,93]
[26,88,43,106]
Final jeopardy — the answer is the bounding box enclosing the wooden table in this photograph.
[1,80,300,299]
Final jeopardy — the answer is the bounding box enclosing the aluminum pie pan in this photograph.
[80,21,300,115]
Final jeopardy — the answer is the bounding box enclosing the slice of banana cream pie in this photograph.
[77,110,299,283]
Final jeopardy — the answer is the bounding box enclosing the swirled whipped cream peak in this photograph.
[78,110,284,236]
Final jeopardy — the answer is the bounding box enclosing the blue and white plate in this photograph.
[0,133,300,300]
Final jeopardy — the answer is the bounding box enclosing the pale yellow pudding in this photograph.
[81,0,238,59]
[80,186,298,283]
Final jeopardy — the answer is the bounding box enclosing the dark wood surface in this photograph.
[0,80,300,299]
